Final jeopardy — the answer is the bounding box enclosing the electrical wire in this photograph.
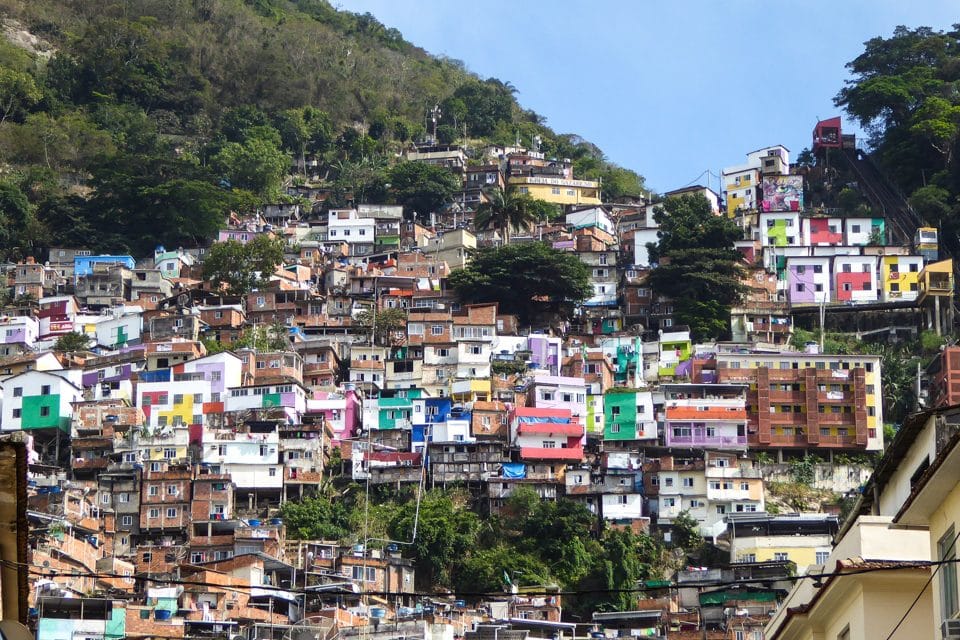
[11,554,950,601]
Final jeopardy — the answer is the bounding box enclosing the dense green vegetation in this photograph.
[281,484,692,616]
[836,25,960,258]
[646,193,746,341]
[0,0,645,260]
[448,242,593,324]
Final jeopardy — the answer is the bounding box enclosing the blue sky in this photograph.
[337,0,958,195]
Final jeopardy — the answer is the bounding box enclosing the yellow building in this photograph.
[508,176,601,205]
[766,407,951,640]
[880,255,923,302]
[725,513,837,568]
[722,166,760,217]
[896,410,960,633]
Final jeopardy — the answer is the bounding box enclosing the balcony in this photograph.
[666,434,747,448]
[665,407,746,421]
[706,488,753,501]
[519,446,584,461]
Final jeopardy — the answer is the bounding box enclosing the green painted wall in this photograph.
[21,394,68,431]
[604,392,637,440]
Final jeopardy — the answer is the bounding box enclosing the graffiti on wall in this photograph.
[761,176,803,212]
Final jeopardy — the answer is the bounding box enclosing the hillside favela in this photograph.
[2,3,960,640]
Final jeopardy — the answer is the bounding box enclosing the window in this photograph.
[431,325,444,335]
[150,462,161,472]
[164,448,176,459]
[740,482,749,491]
[662,498,675,507]
[774,552,789,561]
[816,551,830,565]
[148,485,159,496]
[41,385,51,395]
[121,515,133,526]
[11,409,20,419]
[617,495,628,505]
[682,477,694,488]
[716,505,726,514]
[166,507,177,518]
[664,477,674,487]
[12,387,21,398]
[940,526,959,620]
[269,467,277,477]
[166,485,178,496]
[148,508,160,519]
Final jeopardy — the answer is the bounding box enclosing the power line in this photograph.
[14,555,950,601]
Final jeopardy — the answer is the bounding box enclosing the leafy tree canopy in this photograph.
[647,194,745,340]
[203,235,287,295]
[448,242,592,324]
[387,160,461,219]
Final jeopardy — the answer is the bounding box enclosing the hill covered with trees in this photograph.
[0,0,646,259]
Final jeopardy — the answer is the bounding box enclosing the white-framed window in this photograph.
[121,515,133,526]
[148,508,160,519]
[166,507,177,518]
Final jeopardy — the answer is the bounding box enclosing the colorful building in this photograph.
[602,389,656,442]
[785,256,831,305]
[662,383,748,449]
[715,350,883,453]
[880,255,923,301]
[0,370,83,432]
[759,212,801,247]
[833,255,878,303]
[508,176,602,206]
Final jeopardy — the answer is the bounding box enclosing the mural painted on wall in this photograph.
[761,176,804,212]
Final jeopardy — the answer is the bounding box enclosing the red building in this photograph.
[925,346,960,409]
[812,116,842,153]
[807,218,844,245]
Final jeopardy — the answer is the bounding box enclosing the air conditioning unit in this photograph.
[942,619,960,638]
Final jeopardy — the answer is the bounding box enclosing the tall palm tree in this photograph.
[474,186,537,244]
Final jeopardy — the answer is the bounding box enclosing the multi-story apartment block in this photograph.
[702,451,764,538]
[407,310,454,397]
[511,406,584,464]
[524,375,588,426]
[139,464,192,537]
[656,456,707,533]
[603,389,657,446]
[714,349,883,454]
[326,209,376,257]
[661,383,748,449]
[722,166,761,217]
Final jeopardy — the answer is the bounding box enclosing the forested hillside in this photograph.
[0,0,645,259]
[836,25,960,256]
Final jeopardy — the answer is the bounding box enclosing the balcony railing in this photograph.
[666,434,747,448]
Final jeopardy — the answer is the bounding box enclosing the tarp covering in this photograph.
[501,463,526,479]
